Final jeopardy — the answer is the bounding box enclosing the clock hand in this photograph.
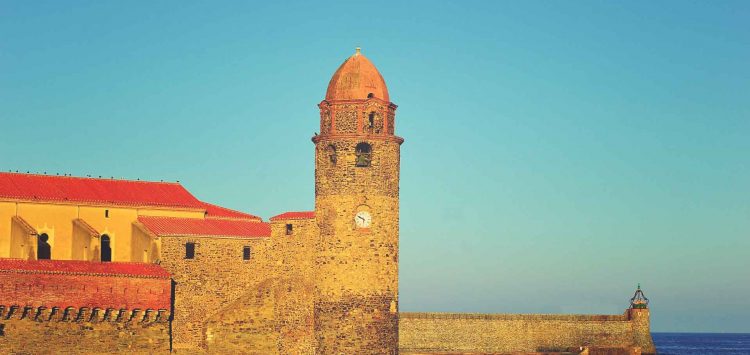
[358,216,365,221]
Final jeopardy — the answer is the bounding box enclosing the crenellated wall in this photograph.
[0,305,170,354]
[399,311,656,355]
[0,259,172,354]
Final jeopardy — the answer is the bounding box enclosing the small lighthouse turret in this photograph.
[627,284,656,353]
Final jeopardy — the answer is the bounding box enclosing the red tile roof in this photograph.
[0,258,170,279]
[269,211,315,221]
[200,201,262,221]
[0,172,204,209]
[0,259,170,311]
[138,216,270,238]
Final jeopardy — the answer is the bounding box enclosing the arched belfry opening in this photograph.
[326,145,337,165]
[367,112,375,133]
[101,235,112,262]
[37,233,51,260]
[355,143,372,167]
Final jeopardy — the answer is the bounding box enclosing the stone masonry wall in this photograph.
[200,218,320,354]
[0,310,169,354]
[204,277,315,355]
[160,215,322,353]
[399,311,656,354]
[315,138,401,198]
[313,114,402,355]
[158,236,275,351]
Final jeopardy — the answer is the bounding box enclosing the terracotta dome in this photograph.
[325,48,389,102]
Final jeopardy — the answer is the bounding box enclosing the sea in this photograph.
[653,333,750,354]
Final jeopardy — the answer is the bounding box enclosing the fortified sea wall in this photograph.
[400,310,656,355]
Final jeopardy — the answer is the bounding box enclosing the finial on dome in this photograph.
[355,47,361,56]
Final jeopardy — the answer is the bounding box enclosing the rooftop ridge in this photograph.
[0,171,183,185]
[138,216,271,238]
[0,172,204,210]
[269,211,315,221]
[0,259,171,279]
[199,201,263,221]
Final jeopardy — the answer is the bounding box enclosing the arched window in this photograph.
[326,145,337,165]
[355,143,372,167]
[37,233,51,260]
[367,93,374,98]
[101,235,112,262]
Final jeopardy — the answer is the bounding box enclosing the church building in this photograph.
[0,49,655,354]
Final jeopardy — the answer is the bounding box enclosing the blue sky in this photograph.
[1,1,748,332]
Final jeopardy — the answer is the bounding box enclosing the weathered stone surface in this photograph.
[0,316,169,354]
[400,311,655,355]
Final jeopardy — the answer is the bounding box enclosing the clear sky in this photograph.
[1,0,748,333]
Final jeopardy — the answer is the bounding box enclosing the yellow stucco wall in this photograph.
[0,199,202,262]
[0,201,16,258]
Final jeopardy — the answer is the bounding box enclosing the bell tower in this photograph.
[313,48,402,354]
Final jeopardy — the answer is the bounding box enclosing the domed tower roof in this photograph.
[325,48,389,102]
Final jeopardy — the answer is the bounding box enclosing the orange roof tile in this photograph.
[0,258,170,279]
[200,201,262,221]
[0,172,204,209]
[138,216,270,238]
[269,211,315,221]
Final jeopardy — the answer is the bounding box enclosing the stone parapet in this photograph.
[400,310,656,355]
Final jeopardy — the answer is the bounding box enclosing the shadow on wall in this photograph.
[170,279,176,352]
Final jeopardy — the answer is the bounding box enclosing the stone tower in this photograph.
[313,48,402,354]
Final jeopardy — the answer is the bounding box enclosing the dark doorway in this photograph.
[37,233,51,260]
[101,235,112,262]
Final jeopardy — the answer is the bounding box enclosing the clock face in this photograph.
[355,211,372,229]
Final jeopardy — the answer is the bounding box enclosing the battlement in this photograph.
[0,305,168,323]
[0,306,171,353]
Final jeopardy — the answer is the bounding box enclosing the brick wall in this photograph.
[0,272,169,311]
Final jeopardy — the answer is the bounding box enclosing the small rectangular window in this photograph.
[105,209,109,218]
[185,242,195,259]
[285,224,293,236]
[243,246,251,261]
